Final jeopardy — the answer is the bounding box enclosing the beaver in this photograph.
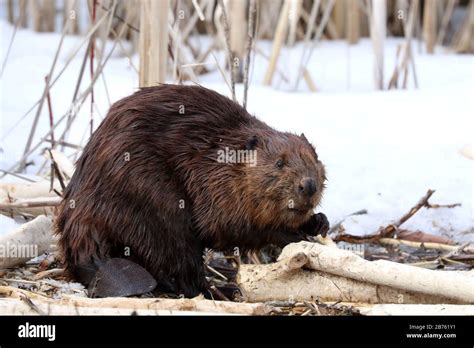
[55,84,329,298]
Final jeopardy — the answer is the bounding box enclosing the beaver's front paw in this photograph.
[301,212,330,237]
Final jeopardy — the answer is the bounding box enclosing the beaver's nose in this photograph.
[298,177,317,197]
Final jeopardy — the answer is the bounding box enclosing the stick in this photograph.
[90,0,98,135]
[192,0,206,21]
[378,238,474,254]
[263,0,291,86]
[243,0,257,109]
[437,0,457,45]
[44,76,55,146]
[334,189,460,243]
[380,189,435,236]
[46,150,66,191]
[217,0,236,102]
[0,196,61,218]
[0,197,62,209]
[0,182,62,200]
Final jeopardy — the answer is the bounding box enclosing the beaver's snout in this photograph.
[298,177,317,197]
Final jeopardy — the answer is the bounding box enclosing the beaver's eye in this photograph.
[275,159,284,169]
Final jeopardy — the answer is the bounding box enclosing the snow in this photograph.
[1,20,473,242]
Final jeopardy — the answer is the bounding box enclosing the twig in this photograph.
[19,294,46,315]
[89,0,98,136]
[334,189,461,243]
[437,0,458,45]
[243,0,257,109]
[210,285,230,301]
[294,0,321,90]
[0,170,37,182]
[46,149,66,192]
[205,265,228,281]
[217,0,236,102]
[426,202,461,209]
[328,209,368,234]
[380,189,435,237]
[211,52,232,93]
[60,41,91,151]
[254,46,290,82]
[44,76,55,146]
[192,0,206,21]
[379,238,474,253]
[0,197,62,210]
[444,242,472,259]
[96,1,139,33]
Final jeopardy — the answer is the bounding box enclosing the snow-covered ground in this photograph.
[1,20,473,242]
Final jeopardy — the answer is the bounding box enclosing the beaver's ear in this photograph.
[300,133,319,161]
[245,135,259,150]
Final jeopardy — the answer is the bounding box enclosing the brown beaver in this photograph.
[55,84,329,298]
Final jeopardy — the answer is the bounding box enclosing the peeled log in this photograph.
[0,286,268,315]
[0,215,56,269]
[0,181,64,217]
[279,242,474,303]
[0,181,62,200]
[238,254,459,304]
[0,196,61,217]
[0,298,241,315]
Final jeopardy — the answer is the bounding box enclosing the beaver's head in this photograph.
[243,132,326,230]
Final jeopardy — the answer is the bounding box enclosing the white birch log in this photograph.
[0,286,268,315]
[0,297,240,315]
[280,241,474,303]
[0,215,56,269]
[0,196,61,217]
[238,253,461,304]
[0,181,61,200]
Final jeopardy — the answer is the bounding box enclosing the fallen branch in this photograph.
[0,181,63,200]
[242,0,257,108]
[334,189,461,243]
[46,149,75,180]
[0,286,268,315]
[238,247,463,304]
[0,196,61,217]
[0,215,56,269]
[279,242,474,303]
[378,238,474,254]
[217,0,236,102]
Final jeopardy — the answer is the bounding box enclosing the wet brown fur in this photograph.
[55,85,326,297]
